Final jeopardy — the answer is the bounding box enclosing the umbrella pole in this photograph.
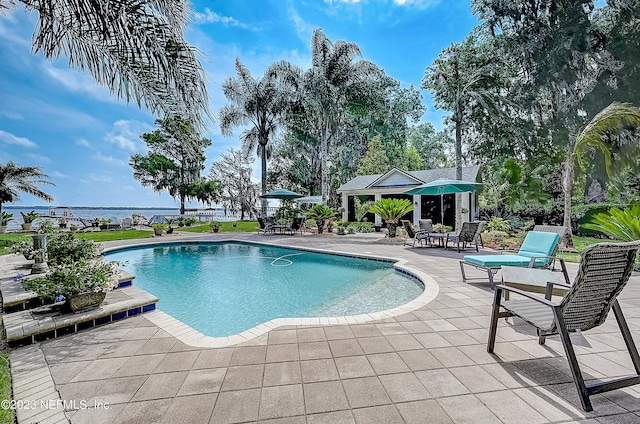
[440,194,444,228]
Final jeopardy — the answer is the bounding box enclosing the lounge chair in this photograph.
[459,231,565,289]
[533,225,567,270]
[120,217,133,230]
[402,220,432,248]
[445,220,485,253]
[488,241,640,412]
[419,219,433,232]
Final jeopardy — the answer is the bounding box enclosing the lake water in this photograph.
[1,206,243,229]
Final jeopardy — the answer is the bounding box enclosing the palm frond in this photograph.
[17,0,210,129]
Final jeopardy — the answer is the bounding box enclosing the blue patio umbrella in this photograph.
[260,189,305,200]
[404,179,484,226]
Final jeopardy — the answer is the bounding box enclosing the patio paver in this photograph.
[3,231,640,423]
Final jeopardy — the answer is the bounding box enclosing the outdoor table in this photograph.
[428,232,447,248]
[500,266,570,300]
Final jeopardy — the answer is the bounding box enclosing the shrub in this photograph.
[47,233,100,265]
[581,203,640,241]
[368,198,413,238]
[484,217,511,233]
[305,205,336,234]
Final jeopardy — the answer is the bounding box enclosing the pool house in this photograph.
[336,165,481,228]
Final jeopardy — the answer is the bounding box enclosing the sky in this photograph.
[0,0,479,208]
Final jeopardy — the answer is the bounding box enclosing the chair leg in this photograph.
[612,301,640,374]
[487,287,503,353]
[459,261,467,282]
[553,308,593,412]
[487,269,496,290]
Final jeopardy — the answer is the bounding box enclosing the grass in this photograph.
[74,230,153,242]
[178,221,258,233]
[0,348,12,424]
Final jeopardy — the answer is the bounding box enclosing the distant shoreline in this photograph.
[4,206,178,210]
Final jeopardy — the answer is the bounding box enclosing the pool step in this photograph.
[3,285,158,347]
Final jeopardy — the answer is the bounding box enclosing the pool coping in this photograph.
[102,238,440,347]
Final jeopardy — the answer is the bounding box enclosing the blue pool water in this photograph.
[105,242,423,337]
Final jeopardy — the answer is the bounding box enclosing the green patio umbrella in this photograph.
[404,179,484,226]
[260,189,305,200]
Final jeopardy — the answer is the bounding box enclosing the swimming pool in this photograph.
[105,242,424,337]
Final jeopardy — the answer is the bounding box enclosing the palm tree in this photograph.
[0,1,209,129]
[0,161,55,214]
[219,58,300,215]
[422,38,504,229]
[305,29,379,202]
[368,198,414,238]
[562,102,640,243]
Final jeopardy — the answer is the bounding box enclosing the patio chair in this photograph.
[284,217,305,235]
[459,231,566,289]
[445,220,485,253]
[488,241,640,412]
[419,219,433,232]
[257,217,275,234]
[120,217,133,230]
[402,220,431,248]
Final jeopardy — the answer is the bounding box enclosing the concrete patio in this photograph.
[4,231,640,423]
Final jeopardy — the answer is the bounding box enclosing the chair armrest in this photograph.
[544,280,571,300]
[526,255,556,267]
[495,284,558,307]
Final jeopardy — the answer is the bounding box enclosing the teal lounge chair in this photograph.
[459,231,567,289]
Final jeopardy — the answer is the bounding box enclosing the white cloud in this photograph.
[24,152,51,163]
[44,65,114,103]
[51,171,72,179]
[85,173,114,183]
[91,152,128,167]
[392,0,440,9]
[0,110,24,120]
[75,138,91,148]
[193,8,243,27]
[0,130,37,148]
[104,120,151,152]
[288,5,317,45]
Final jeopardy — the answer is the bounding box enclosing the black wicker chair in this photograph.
[488,241,640,411]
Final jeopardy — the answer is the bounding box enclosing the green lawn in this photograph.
[178,221,258,233]
[0,349,12,424]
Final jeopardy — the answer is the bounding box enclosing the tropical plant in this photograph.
[130,117,212,214]
[562,103,640,245]
[305,204,336,234]
[0,0,210,128]
[219,58,300,215]
[209,221,222,231]
[20,210,39,224]
[304,29,380,201]
[0,161,54,215]
[0,211,12,226]
[368,198,414,238]
[582,204,640,242]
[354,197,373,222]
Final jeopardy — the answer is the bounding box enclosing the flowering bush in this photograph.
[24,260,119,302]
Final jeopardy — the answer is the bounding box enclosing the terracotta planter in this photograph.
[153,228,163,236]
[0,225,6,234]
[65,291,106,313]
[21,223,32,231]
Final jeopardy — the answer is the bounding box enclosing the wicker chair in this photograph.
[488,241,640,412]
[445,221,485,253]
[402,220,431,248]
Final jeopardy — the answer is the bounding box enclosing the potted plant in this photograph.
[209,221,222,233]
[152,223,166,236]
[24,259,119,312]
[336,221,349,235]
[98,218,111,230]
[305,204,336,234]
[164,217,177,234]
[20,210,39,230]
[0,211,13,233]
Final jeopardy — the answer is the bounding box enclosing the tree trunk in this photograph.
[562,152,575,247]
[260,143,268,216]
[320,120,329,203]
[179,194,186,215]
[454,115,463,231]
